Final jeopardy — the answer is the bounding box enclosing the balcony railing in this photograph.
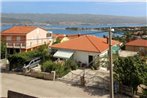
[6,38,52,49]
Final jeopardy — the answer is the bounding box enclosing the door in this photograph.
[88,55,93,66]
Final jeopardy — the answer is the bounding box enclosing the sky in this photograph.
[1,1,147,17]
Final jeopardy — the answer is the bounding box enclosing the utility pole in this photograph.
[109,27,114,98]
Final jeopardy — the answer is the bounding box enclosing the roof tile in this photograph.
[126,39,147,47]
[1,26,37,35]
[51,35,119,53]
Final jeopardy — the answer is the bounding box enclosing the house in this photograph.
[52,34,65,40]
[126,39,147,55]
[53,33,85,43]
[50,35,120,66]
[60,34,85,43]
[1,26,50,54]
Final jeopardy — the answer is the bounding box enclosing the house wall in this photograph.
[26,28,48,48]
[126,45,147,55]
[73,51,108,65]
[2,35,26,47]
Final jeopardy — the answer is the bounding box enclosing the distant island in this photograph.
[1,13,146,25]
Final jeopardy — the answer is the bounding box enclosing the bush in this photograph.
[8,50,41,70]
[64,59,78,70]
[8,53,28,70]
[8,45,50,70]
[41,61,55,72]
[41,61,71,77]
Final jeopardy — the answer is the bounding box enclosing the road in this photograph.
[1,72,110,98]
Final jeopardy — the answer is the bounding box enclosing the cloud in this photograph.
[2,0,147,2]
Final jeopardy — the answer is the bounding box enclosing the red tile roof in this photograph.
[52,34,65,39]
[51,35,119,53]
[126,39,147,47]
[66,34,86,39]
[1,26,37,35]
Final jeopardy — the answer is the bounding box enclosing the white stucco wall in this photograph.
[53,49,108,66]
[26,28,48,48]
[99,50,108,57]
[73,51,100,65]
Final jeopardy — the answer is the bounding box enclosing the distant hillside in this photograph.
[1,13,146,25]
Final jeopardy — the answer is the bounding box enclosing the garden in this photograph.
[6,44,80,78]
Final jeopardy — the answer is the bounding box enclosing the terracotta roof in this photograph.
[52,34,65,39]
[126,39,147,47]
[51,35,119,53]
[66,34,86,39]
[1,26,37,35]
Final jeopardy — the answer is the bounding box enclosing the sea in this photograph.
[1,24,146,37]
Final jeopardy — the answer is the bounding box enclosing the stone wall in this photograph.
[23,70,56,80]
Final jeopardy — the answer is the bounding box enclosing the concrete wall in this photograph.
[26,28,48,48]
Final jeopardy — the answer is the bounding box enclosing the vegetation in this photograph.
[113,55,147,94]
[52,38,61,45]
[36,44,50,63]
[64,59,78,70]
[41,60,71,77]
[41,59,79,77]
[1,41,6,59]
[140,89,147,98]
[8,44,50,70]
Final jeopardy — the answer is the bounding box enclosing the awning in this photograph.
[53,50,74,59]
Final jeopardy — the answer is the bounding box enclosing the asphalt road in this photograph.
[1,72,110,98]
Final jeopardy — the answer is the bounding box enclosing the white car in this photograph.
[23,57,41,70]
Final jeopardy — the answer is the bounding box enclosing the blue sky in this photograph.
[1,1,147,17]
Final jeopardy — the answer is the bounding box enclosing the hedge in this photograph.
[8,45,50,70]
[41,60,71,77]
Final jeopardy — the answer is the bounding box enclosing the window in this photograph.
[6,36,12,41]
[16,36,21,41]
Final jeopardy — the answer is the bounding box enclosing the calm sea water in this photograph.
[1,24,146,37]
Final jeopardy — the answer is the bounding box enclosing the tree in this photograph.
[36,44,49,62]
[1,41,6,59]
[124,32,133,42]
[113,55,147,94]
[53,38,61,45]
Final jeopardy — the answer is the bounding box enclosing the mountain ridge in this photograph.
[1,13,146,25]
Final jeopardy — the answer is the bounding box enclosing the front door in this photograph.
[88,55,93,66]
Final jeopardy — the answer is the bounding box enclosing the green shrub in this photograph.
[41,61,71,77]
[64,59,78,70]
[8,45,50,70]
[53,38,61,45]
[8,53,29,70]
[41,61,55,72]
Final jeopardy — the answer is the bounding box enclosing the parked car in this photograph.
[23,57,41,70]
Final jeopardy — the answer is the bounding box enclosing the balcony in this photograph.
[6,38,52,49]
[6,42,26,49]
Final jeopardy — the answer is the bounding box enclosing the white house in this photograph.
[50,35,120,66]
[1,26,52,54]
